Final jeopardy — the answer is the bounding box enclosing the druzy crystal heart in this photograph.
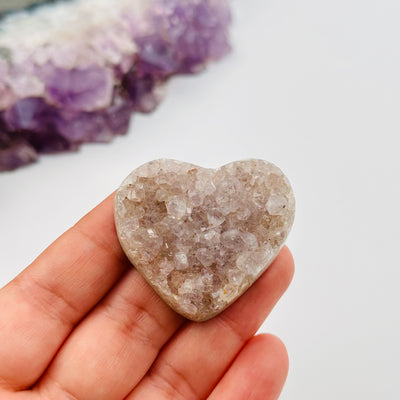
[114,159,295,321]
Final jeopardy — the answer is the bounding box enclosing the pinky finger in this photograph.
[208,334,289,400]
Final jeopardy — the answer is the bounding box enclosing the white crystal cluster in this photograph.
[115,159,295,321]
[0,0,145,108]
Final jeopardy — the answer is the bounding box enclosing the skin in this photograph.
[0,193,294,400]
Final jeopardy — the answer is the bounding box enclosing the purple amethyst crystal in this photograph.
[43,66,114,112]
[0,0,231,171]
[0,129,38,172]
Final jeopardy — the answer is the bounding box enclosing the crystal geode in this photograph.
[0,0,231,171]
[115,159,295,321]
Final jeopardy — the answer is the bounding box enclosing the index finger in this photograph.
[0,193,129,391]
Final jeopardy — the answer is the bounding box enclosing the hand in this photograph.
[0,194,294,400]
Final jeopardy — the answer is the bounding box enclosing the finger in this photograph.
[127,247,294,400]
[35,267,183,400]
[208,334,289,400]
[0,193,129,391]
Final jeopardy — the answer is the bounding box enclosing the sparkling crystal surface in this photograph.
[0,0,231,171]
[115,159,295,321]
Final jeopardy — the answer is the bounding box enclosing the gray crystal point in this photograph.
[115,159,295,321]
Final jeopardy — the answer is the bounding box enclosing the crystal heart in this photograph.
[114,159,295,321]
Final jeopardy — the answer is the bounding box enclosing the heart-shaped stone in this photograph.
[114,159,295,321]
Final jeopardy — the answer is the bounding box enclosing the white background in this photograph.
[1,0,399,398]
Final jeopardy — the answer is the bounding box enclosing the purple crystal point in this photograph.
[0,129,38,172]
[0,0,232,171]
[4,97,52,133]
[134,0,231,76]
[2,97,72,152]
[123,69,161,113]
[43,65,114,112]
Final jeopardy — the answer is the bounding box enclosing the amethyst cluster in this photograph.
[0,0,231,171]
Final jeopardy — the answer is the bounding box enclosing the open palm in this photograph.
[0,194,294,400]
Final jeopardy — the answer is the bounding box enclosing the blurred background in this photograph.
[1,0,399,398]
